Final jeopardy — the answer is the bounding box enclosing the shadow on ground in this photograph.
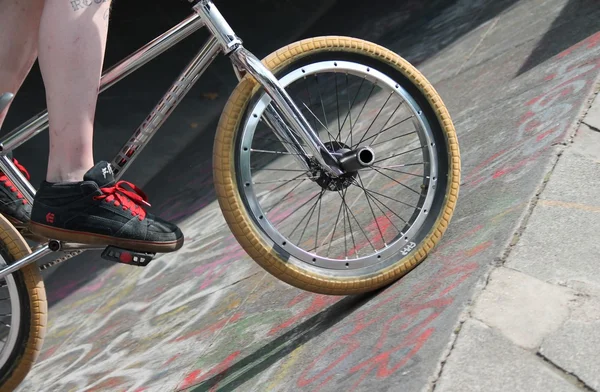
[190,289,382,392]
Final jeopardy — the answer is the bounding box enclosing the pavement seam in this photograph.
[453,16,500,77]
[536,351,598,392]
[426,305,472,392]
[582,121,600,133]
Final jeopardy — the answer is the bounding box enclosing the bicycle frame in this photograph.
[0,0,344,279]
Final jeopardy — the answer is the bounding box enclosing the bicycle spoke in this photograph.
[362,162,424,170]
[372,165,423,177]
[370,131,417,148]
[341,190,347,257]
[298,189,325,245]
[315,74,330,142]
[265,176,308,213]
[350,83,376,143]
[301,102,339,143]
[371,167,421,195]
[253,177,316,185]
[357,173,386,245]
[355,91,393,147]
[354,182,418,210]
[314,189,323,253]
[251,148,306,156]
[340,188,377,253]
[273,191,323,226]
[342,75,364,146]
[252,168,310,172]
[338,189,359,258]
[289,189,323,240]
[369,100,404,147]
[359,117,415,146]
[253,132,299,147]
[353,181,409,225]
[372,145,425,164]
[335,73,341,141]
[326,195,346,257]
[304,80,319,132]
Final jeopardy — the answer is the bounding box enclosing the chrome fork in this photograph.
[194,0,344,177]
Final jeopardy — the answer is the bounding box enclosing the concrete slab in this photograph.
[540,126,600,205]
[506,203,600,288]
[506,120,600,289]
[585,94,600,130]
[541,298,600,391]
[466,0,600,71]
[471,267,574,349]
[434,319,580,392]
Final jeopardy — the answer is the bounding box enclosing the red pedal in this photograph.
[101,246,155,266]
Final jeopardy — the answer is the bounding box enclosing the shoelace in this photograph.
[93,180,151,220]
[0,159,30,205]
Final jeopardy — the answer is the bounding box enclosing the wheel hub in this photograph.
[314,141,358,191]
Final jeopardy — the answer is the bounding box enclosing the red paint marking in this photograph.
[164,354,180,366]
[463,148,509,183]
[557,31,600,58]
[269,294,338,336]
[45,212,55,224]
[519,110,535,124]
[350,327,434,388]
[347,212,394,257]
[525,96,541,106]
[294,222,484,390]
[39,345,58,361]
[178,351,242,391]
[465,241,492,257]
[179,369,202,390]
[434,224,484,253]
[525,119,542,132]
[536,126,558,142]
[297,340,361,387]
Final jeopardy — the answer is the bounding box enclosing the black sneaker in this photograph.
[0,159,32,226]
[29,161,184,253]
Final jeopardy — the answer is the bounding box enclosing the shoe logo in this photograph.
[46,212,55,224]
[102,163,114,179]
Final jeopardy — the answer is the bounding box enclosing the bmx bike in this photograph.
[0,0,460,389]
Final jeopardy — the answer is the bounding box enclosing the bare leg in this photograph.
[39,0,111,182]
[0,0,45,129]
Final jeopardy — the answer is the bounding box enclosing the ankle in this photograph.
[46,168,89,183]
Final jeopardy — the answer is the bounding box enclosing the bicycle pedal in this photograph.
[101,246,155,267]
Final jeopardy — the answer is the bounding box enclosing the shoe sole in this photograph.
[29,222,184,253]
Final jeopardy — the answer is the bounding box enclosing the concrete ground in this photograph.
[434,94,600,392]
[3,0,600,391]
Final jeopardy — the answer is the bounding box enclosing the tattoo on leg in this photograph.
[71,0,108,12]
[70,0,83,11]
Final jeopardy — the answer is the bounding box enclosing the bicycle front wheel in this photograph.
[214,36,460,295]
